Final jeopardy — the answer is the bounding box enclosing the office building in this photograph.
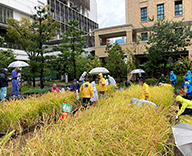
[95,0,192,66]
[0,0,98,60]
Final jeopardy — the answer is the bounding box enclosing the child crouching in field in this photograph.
[51,84,61,93]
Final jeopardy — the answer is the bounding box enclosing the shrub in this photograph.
[145,77,158,86]
[23,87,52,95]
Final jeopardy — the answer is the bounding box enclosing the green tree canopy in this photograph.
[105,42,127,80]
[7,5,60,88]
[0,49,16,69]
[59,19,85,79]
[141,18,192,76]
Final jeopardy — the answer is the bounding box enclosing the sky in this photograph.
[97,0,125,28]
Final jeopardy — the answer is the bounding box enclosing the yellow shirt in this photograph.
[140,83,150,100]
[176,95,192,116]
[99,73,107,92]
[80,82,94,98]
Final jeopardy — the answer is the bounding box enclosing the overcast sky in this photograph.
[97,0,125,28]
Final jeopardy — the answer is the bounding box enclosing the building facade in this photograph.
[0,0,98,60]
[95,0,192,66]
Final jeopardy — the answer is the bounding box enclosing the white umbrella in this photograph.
[172,123,192,156]
[89,67,109,75]
[8,61,29,68]
[130,69,145,74]
[79,71,87,81]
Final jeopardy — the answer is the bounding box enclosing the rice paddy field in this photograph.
[0,84,188,155]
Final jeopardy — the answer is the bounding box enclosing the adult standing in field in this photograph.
[80,78,94,108]
[68,79,80,92]
[157,74,167,85]
[90,81,99,102]
[136,73,144,82]
[170,71,177,93]
[186,70,191,84]
[98,73,107,96]
[11,67,21,97]
[139,78,150,100]
[0,68,10,101]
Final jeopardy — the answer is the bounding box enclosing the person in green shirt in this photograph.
[157,74,167,85]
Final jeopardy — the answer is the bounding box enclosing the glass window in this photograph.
[141,32,148,41]
[141,7,147,21]
[4,9,6,23]
[0,6,13,23]
[157,4,164,19]
[175,1,182,16]
[0,7,2,22]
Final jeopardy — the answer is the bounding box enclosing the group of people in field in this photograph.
[155,70,192,119]
[51,73,109,108]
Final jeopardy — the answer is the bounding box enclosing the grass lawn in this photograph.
[7,85,40,94]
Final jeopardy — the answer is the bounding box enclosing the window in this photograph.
[0,6,13,24]
[175,1,182,16]
[141,32,148,41]
[157,4,164,19]
[141,7,147,21]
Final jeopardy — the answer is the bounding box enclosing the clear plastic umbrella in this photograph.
[172,123,192,156]
[79,71,87,81]
[89,67,109,75]
[130,69,145,74]
[8,61,29,68]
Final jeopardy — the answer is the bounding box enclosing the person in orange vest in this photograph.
[98,73,107,96]
[80,78,94,108]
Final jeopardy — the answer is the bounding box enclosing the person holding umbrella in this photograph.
[98,73,107,96]
[11,67,21,97]
[136,73,144,82]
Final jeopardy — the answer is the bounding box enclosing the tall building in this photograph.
[0,0,98,60]
[94,0,192,66]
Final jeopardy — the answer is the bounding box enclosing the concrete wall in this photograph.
[0,0,47,18]
[90,0,97,23]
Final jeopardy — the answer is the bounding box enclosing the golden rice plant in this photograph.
[4,85,174,155]
[0,91,75,133]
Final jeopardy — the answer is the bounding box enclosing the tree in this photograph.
[105,42,127,81]
[167,56,192,76]
[0,37,16,69]
[76,56,87,78]
[7,17,38,87]
[59,20,85,79]
[87,56,102,72]
[7,6,60,88]
[141,18,192,76]
[0,49,16,69]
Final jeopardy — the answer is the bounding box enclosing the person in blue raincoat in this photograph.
[181,77,190,94]
[185,83,192,100]
[11,67,21,97]
[186,70,191,84]
[170,71,177,88]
